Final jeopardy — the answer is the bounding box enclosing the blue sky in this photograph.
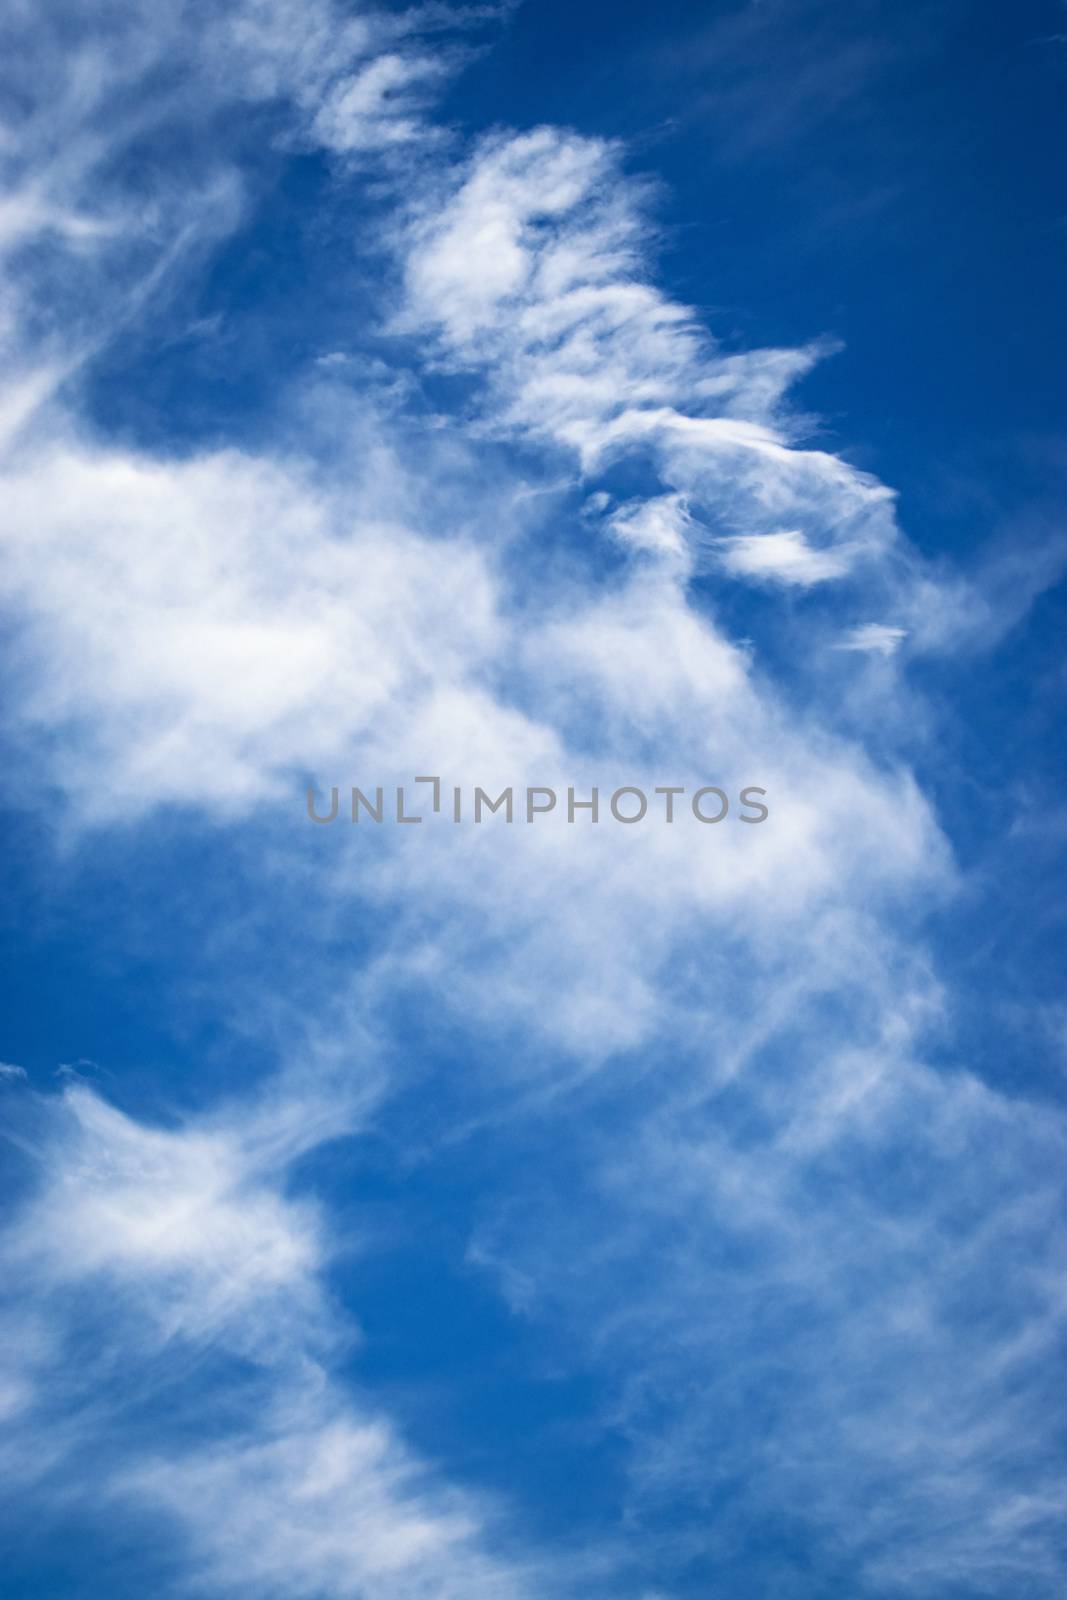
[1,3,1065,1597]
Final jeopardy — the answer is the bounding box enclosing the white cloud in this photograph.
[8,1086,327,1350]
[835,621,908,653]
[397,127,897,580]
[716,527,854,585]
[0,0,491,449]
[607,493,692,561]
[2,1080,539,1598]
[471,1035,1067,1594]
[0,437,499,819]
[0,410,945,1062]
[312,53,453,154]
[127,1401,530,1600]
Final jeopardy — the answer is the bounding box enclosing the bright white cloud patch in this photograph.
[0,440,499,817]
[716,527,854,584]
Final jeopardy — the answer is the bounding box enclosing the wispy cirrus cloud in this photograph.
[1,1077,547,1599]
[469,1017,1067,1594]
[397,127,896,585]
[0,0,497,443]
